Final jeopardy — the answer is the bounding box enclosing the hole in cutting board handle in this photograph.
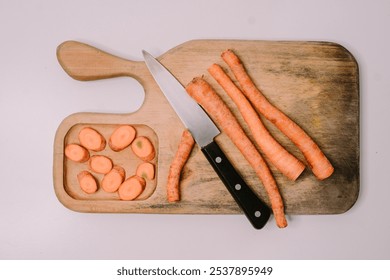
[66,77,146,114]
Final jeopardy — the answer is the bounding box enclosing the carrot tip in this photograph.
[273,209,288,228]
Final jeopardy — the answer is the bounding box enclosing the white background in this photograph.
[0,0,389,259]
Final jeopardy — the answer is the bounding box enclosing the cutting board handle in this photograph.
[56,41,145,81]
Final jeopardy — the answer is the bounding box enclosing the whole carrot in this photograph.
[186,77,287,228]
[166,130,195,202]
[221,50,334,180]
[208,63,305,181]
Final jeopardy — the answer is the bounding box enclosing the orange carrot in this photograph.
[64,143,90,163]
[208,63,305,181]
[101,165,126,193]
[118,175,146,201]
[109,125,136,152]
[221,49,334,180]
[166,130,195,202]
[88,155,113,174]
[131,136,155,161]
[186,77,287,228]
[136,162,155,180]
[77,171,98,194]
[78,127,106,152]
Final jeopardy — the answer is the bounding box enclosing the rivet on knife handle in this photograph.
[202,141,271,229]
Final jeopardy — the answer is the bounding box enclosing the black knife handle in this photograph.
[201,141,271,229]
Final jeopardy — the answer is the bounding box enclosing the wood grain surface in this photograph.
[53,39,359,215]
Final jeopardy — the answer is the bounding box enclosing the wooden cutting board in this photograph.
[53,39,359,215]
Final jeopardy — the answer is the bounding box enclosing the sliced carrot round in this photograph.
[88,155,113,174]
[109,125,136,152]
[136,162,155,180]
[118,175,146,201]
[65,143,90,162]
[77,171,98,194]
[78,127,106,151]
[101,165,126,193]
[131,136,155,161]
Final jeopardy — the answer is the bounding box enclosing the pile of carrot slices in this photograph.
[167,49,334,228]
[65,125,156,200]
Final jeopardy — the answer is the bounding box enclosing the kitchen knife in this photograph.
[142,50,271,229]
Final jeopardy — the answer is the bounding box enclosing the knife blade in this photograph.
[142,50,271,229]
